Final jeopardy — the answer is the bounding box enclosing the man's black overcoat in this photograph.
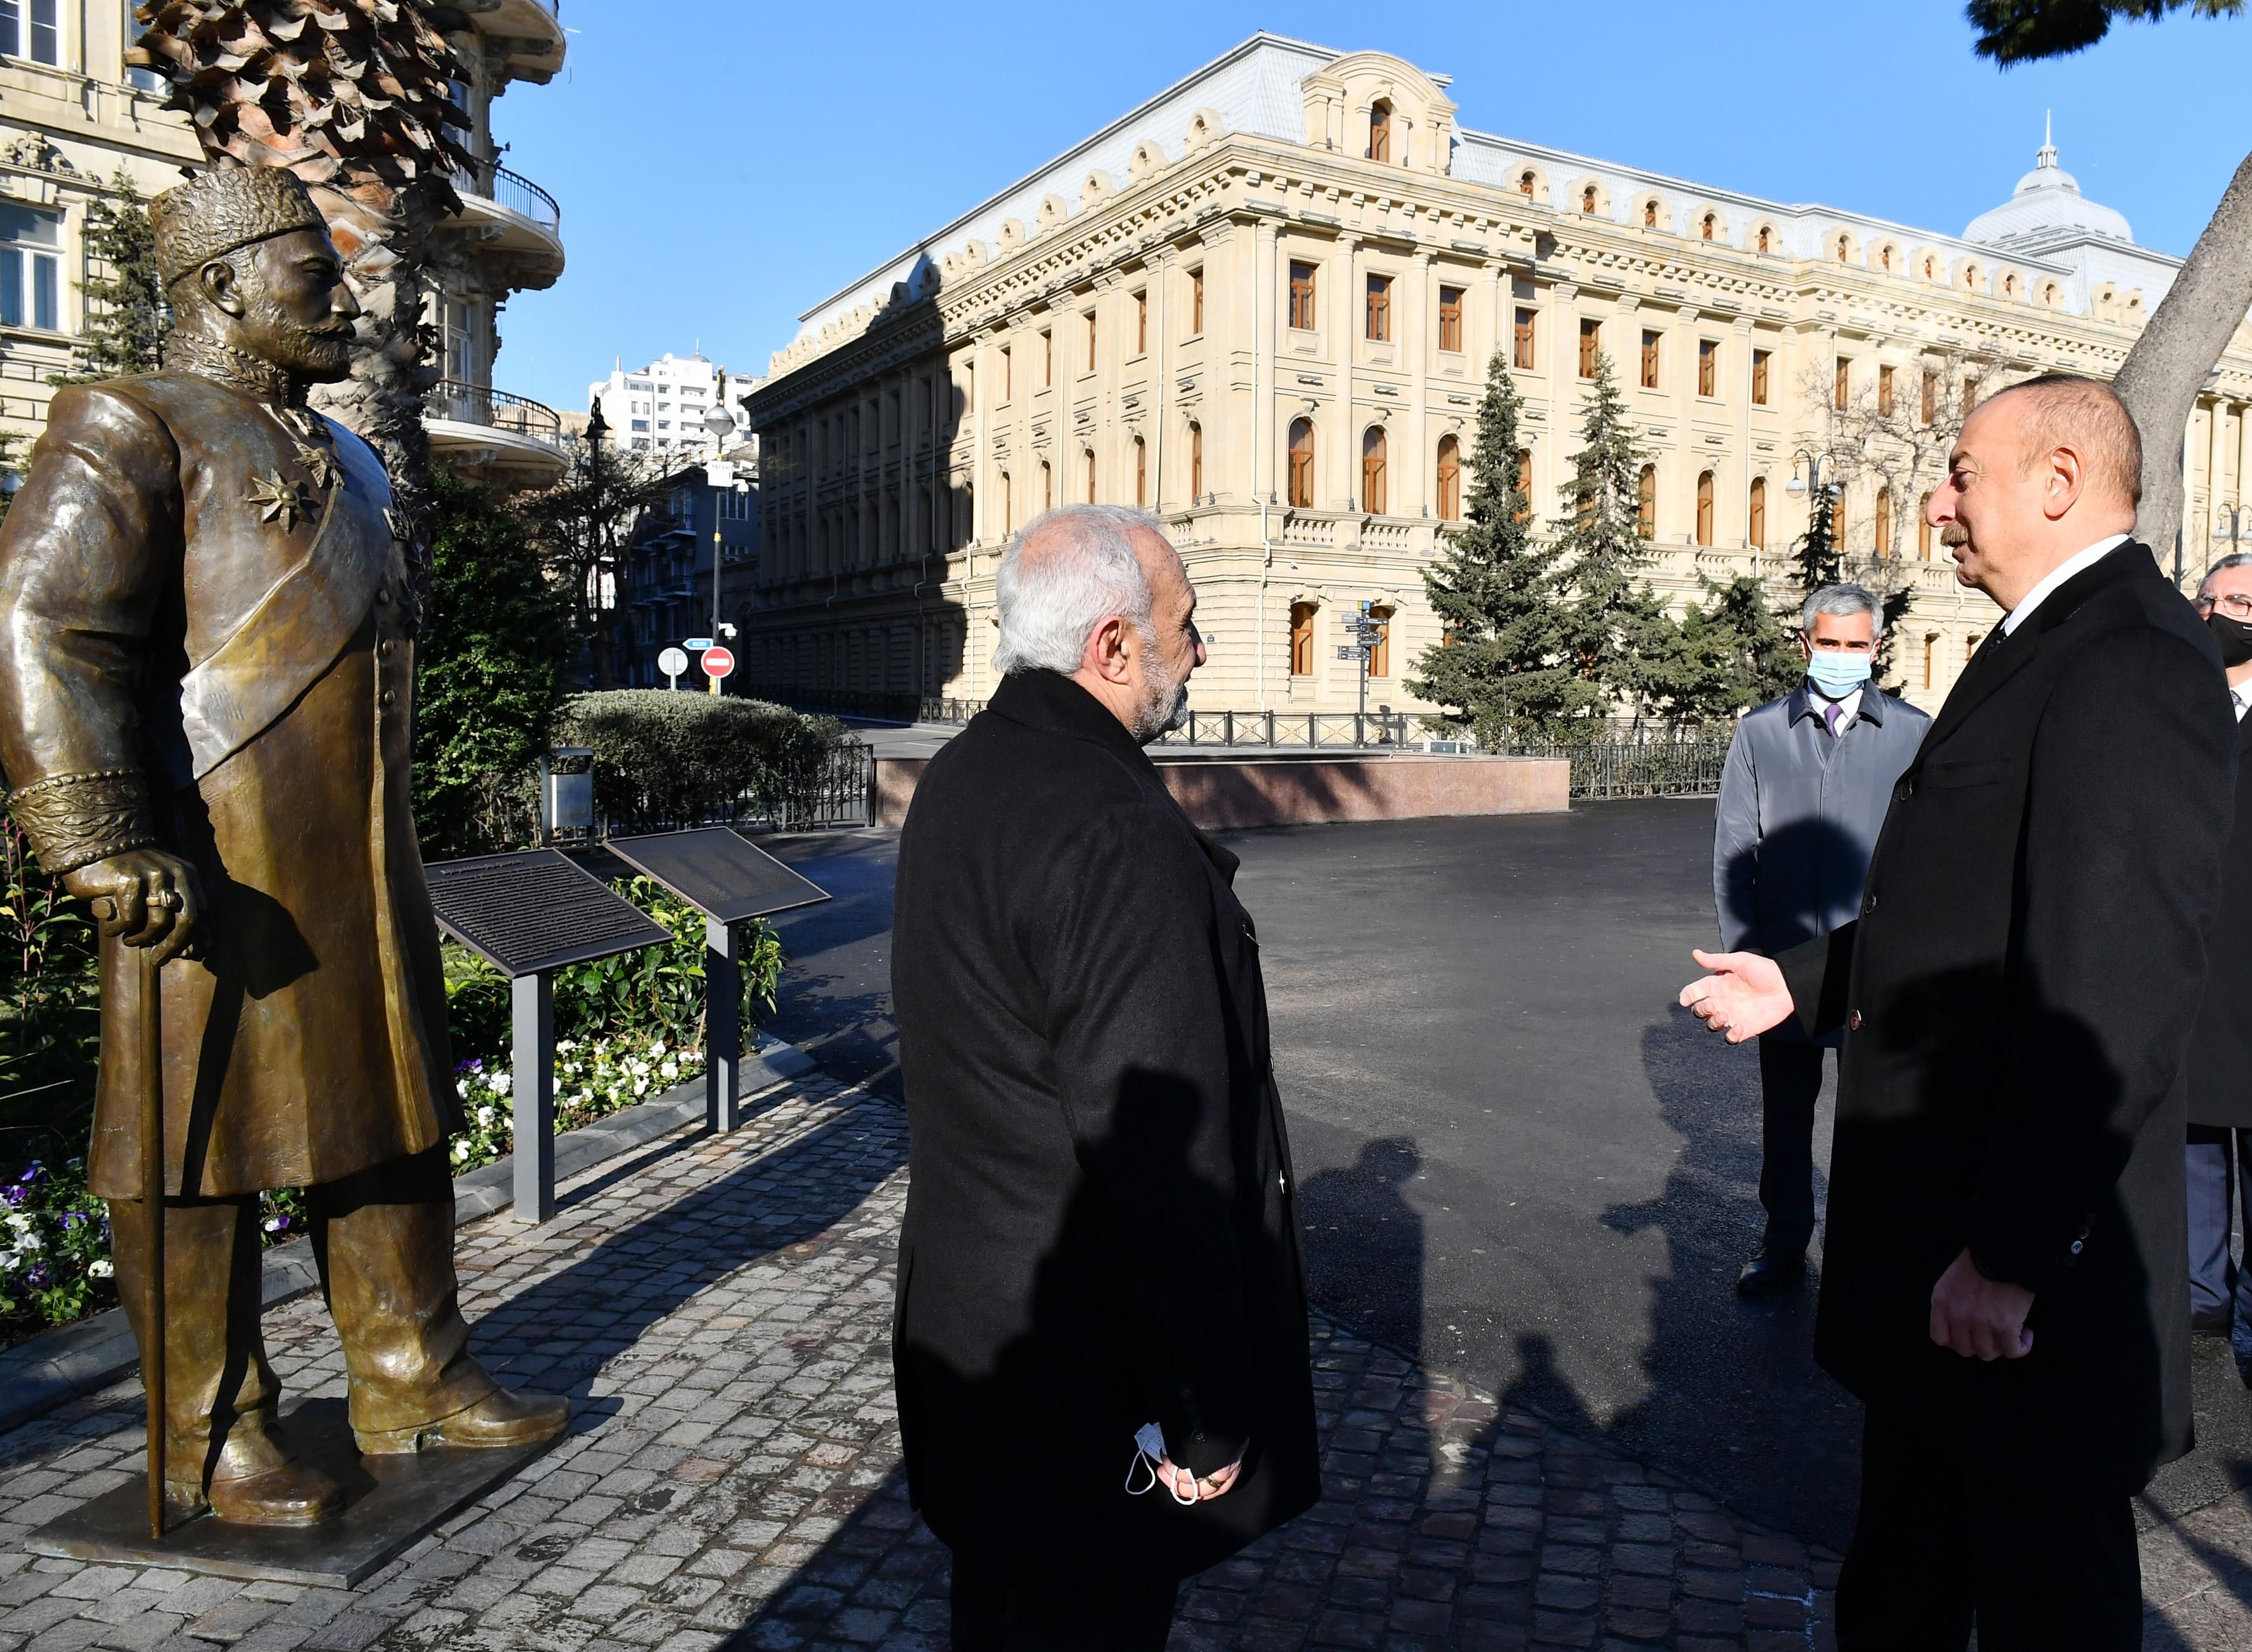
[2186,709,2252,1130]
[891,669,1320,1578]
[1780,544,2235,1494]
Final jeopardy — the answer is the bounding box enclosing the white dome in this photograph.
[1963,130,2133,249]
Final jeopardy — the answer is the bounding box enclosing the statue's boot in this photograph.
[109,1194,343,1526]
[312,1149,571,1457]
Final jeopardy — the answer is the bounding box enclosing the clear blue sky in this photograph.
[491,0,2252,414]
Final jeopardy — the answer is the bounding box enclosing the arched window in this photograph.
[1834,491,1850,546]
[1923,633,1939,690]
[1874,485,1894,556]
[1636,465,1658,540]
[1748,477,1767,551]
[1695,471,1715,547]
[1701,212,1717,241]
[1361,426,1388,515]
[1757,225,1772,254]
[1518,168,1537,198]
[1188,421,1203,500]
[1581,184,1599,215]
[1368,606,1395,678]
[1084,448,1096,503]
[1436,434,1461,521]
[1290,602,1317,676]
[1921,254,1938,280]
[2004,272,2021,299]
[1513,448,1532,524]
[1288,418,1314,509]
[1918,493,1933,558]
[1368,100,1393,163]
[1133,436,1147,507]
[1880,244,1894,272]
[1040,460,1052,512]
[1836,233,1851,262]
[1000,471,1012,534]
[1643,199,1659,229]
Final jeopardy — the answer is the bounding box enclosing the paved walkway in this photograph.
[0,1071,2245,1651]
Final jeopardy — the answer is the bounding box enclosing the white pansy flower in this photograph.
[488,1070,511,1094]
[660,1062,678,1080]
[475,1106,494,1128]
[88,1259,114,1280]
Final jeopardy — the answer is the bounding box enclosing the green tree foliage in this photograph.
[1409,355,1575,738]
[1967,0,2241,63]
[556,692,850,830]
[1791,484,1841,592]
[55,172,165,385]
[1551,354,1669,721]
[413,468,573,859]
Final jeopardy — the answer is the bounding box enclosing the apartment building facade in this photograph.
[740,33,2252,716]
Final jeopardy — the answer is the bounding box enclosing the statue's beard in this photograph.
[264,315,356,382]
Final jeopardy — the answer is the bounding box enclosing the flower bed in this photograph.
[1,871,784,1349]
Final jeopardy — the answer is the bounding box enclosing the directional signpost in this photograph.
[606,829,830,1132]
[425,851,673,1222]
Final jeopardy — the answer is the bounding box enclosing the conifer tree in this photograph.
[55,172,165,385]
[1790,481,1842,592]
[1409,354,1575,738]
[1551,353,1664,721]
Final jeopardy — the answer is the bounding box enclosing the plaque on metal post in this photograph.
[425,850,674,1222]
[606,829,830,1131]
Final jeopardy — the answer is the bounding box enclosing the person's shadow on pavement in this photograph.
[1296,1135,1425,1363]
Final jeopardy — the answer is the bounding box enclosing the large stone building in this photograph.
[589,351,761,459]
[0,1,569,492]
[740,32,2252,717]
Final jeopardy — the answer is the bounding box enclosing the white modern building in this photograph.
[588,352,760,457]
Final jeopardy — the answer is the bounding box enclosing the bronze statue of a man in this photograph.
[0,167,566,1526]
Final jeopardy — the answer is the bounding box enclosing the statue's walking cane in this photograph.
[137,942,165,1541]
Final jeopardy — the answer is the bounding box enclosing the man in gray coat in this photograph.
[1713,584,1930,1296]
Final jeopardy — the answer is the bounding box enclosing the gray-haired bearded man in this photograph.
[891,505,1318,1648]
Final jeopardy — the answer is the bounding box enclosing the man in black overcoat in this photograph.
[1679,376,2235,1648]
[892,505,1320,1649]
[2183,550,2252,1357]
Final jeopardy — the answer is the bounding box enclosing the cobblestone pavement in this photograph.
[0,1071,2246,1651]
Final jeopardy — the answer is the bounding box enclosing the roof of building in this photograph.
[771,34,2183,371]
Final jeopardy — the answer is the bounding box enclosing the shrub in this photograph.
[554,690,849,831]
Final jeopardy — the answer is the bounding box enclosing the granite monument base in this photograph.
[25,1396,557,1587]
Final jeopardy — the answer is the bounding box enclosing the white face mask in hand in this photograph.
[1124,1421,1199,1506]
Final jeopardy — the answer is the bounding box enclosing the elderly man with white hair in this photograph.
[891,506,1319,1648]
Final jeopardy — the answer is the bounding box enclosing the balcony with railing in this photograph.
[425,380,568,492]
[442,158,564,289]
[476,0,568,86]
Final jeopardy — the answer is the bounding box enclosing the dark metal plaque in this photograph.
[426,848,672,978]
[25,1398,559,1588]
[606,828,832,924]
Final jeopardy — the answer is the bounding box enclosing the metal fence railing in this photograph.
[425,381,564,446]
[1156,711,1414,749]
[1501,730,1735,800]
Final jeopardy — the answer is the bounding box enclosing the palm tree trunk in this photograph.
[2113,150,2252,577]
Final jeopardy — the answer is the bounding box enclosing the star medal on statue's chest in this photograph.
[245,471,316,532]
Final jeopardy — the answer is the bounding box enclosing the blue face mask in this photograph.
[1806,650,1873,698]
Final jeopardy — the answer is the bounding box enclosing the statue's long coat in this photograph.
[0,372,458,1199]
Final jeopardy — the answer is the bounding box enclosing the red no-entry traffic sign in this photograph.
[701,645,736,680]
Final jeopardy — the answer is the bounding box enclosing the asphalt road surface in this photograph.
[761,802,2252,1552]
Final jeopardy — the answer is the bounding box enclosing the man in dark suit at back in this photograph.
[1679,376,2235,1648]
[2182,551,2252,1362]
[891,505,1320,1649]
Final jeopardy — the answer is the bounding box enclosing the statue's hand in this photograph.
[64,850,203,966]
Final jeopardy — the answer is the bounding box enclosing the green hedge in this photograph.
[555,691,848,831]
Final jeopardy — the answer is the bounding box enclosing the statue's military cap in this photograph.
[151,167,330,287]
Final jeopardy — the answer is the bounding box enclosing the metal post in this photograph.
[137,948,166,1541]
[1265,709,1275,747]
[512,973,555,1224]
[705,916,741,1134]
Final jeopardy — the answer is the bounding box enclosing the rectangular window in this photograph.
[1189,267,1204,335]
[1963,373,1981,413]
[1834,357,1851,412]
[1640,330,1660,390]
[0,204,62,331]
[2,0,58,64]
[1698,339,1717,398]
[1751,349,1771,406]
[1513,308,1536,371]
[1000,346,1011,402]
[1288,261,1318,331]
[1041,329,1052,389]
[964,360,974,413]
[1438,285,1464,353]
[1921,369,1937,425]
[1134,290,1147,355]
[1365,274,1392,343]
[1878,364,1895,418]
[1084,310,1097,368]
[1578,317,1600,379]
[124,0,162,90]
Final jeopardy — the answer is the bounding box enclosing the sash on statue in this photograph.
[174,425,396,783]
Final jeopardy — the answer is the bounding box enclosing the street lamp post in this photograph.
[2213,504,2245,580]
